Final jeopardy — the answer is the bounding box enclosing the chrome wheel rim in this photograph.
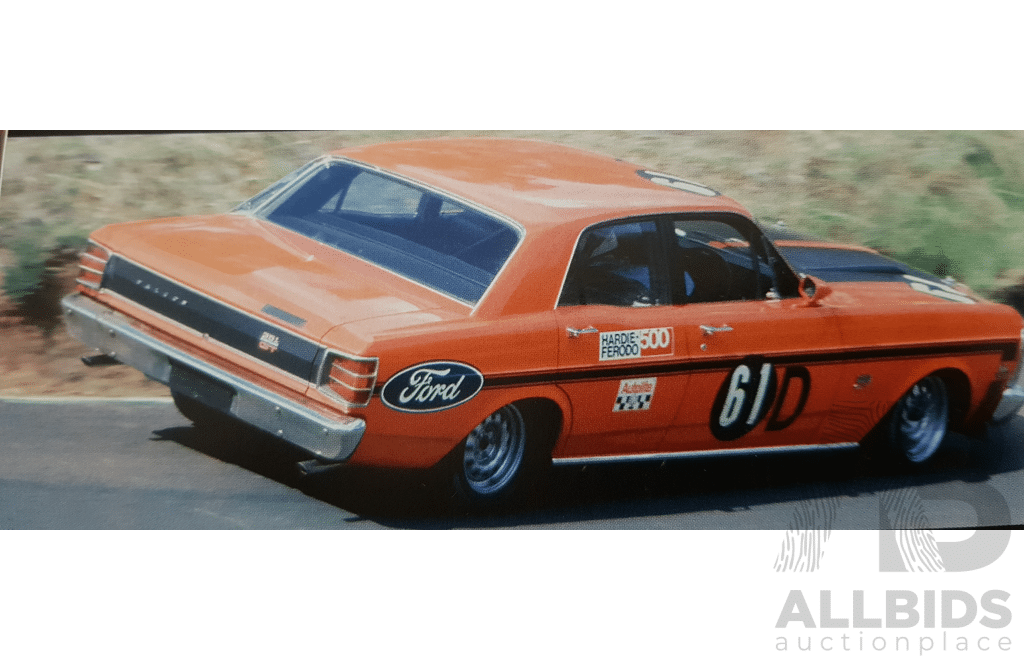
[462,405,526,496]
[892,376,949,463]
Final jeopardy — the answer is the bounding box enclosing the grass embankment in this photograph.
[2,131,1023,396]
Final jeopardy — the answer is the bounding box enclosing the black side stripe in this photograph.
[479,340,1019,389]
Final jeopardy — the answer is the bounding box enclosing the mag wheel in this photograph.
[888,376,949,464]
[453,404,530,507]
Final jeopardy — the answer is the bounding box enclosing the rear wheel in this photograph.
[451,403,548,509]
[887,376,949,464]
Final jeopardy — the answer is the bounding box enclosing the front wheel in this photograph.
[451,403,543,509]
[887,376,949,464]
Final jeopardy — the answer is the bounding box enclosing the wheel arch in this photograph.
[882,364,971,430]
[931,367,972,430]
[435,385,572,464]
[865,365,970,453]
[444,393,569,508]
[512,397,566,459]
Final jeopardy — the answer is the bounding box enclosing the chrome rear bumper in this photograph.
[62,293,364,461]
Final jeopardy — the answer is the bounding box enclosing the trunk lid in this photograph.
[93,214,465,379]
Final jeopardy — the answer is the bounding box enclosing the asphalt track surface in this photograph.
[1,398,1022,529]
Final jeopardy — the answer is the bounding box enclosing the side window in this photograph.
[559,221,661,308]
[670,219,760,304]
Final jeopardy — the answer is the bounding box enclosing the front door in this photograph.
[667,299,845,452]
[659,217,845,452]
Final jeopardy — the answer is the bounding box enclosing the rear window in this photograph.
[247,160,522,305]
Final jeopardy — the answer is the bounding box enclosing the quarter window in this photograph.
[559,221,662,308]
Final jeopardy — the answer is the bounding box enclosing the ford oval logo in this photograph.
[381,361,484,413]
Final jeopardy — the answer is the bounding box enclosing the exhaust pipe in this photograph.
[81,353,121,367]
[296,459,343,477]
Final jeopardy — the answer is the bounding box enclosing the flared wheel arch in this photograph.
[870,368,971,465]
[888,368,971,432]
[446,397,565,508]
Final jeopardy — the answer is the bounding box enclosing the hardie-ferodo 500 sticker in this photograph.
[381,361,484,413]
[599,327,674,361]
[711,357,811,441]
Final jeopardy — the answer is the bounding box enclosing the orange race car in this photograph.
[62,138,1024,508]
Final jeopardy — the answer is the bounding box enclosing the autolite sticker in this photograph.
[599,327,674,361]
[614,378,657,412]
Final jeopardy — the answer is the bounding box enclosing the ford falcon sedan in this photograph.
[62,138,1024,508]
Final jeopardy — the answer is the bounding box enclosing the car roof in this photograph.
[332,138,753,230]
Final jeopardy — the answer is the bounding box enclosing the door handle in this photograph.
[700,324,734,336]
[567,326,599,338]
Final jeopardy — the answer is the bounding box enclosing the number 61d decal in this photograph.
[711,358,811,441]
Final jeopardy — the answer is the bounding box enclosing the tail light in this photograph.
[77,241,111,291]
[320,353,379,408]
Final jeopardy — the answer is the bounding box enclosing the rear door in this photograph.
[554,219,691,458]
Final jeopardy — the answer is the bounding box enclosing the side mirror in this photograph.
[799,274,832,307]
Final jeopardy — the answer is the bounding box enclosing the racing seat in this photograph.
[675,248,733,304]
[568,231,655,307]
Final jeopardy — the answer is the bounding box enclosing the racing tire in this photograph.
[886,375,950,465]
[449,403,549,510]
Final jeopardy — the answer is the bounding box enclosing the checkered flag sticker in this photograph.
[613,377,657,412]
